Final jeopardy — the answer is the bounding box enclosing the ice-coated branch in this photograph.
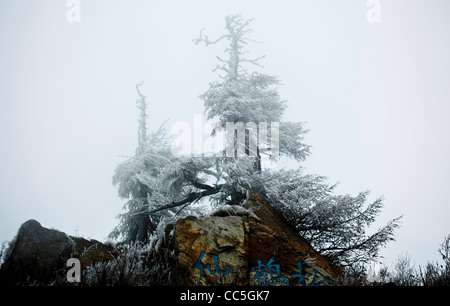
[193,28,227,46]
[146,184,224,214]
[135,81,148,150]
[194,14,265,80]
[242,55,266,68]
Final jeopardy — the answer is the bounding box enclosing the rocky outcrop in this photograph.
[172,190,341,286]
[0,219,116,285]
[0,191,341,286]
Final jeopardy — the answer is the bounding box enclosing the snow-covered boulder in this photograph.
[0,219,116,285]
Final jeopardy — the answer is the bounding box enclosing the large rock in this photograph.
[173,190,341,286]
[0,219,115,285]
[174,214,249,285]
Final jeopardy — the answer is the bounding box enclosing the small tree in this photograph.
[111,15,401,269]
[418,234,450,286]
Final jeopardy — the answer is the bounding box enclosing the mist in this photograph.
[1,0,449,269]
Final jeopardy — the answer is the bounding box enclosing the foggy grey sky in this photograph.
[1,0,449,268]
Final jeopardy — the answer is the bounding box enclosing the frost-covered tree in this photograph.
[110,82,176,243]
[111,15,401,269]
[194,15,310,171]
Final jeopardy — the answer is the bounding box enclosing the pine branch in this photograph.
[191,180,216,191]
[146,184,224,214]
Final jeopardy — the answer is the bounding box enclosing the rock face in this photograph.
[0,219,115,285]
[175,214,249,285]
[173,190,341,286]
